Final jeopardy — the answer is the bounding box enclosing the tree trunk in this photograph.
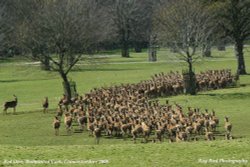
[148,47,157,62]
[170,46,178,53]
[134,42,142,53]
[217,45,226,51]
[187,57,196,95]
[121,28,130,58]
[235,40,247,75]
[188,58,193,74]
[217,39,226,51]
[60,72,72,101]
[121,41,130,58]
[68,55,74,66]
[41,56,50,71]
[202,43,211,57]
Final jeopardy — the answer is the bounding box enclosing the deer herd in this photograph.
[54,69,235,143]
[3,69,236,144]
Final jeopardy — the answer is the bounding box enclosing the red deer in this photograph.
[64,113,73,135]
[212,110,219,125]
[50,70,238,143]
[58,94,70,111]
[225,132,233,140]
[224,116,232,140]
[141,121,151,143]
[93,125,102,144]
[3,95,18,114]
[78,114,88,131]
[205,128,215,141]
[53,116,61,136]
[176,129,188,142]
[42,97,49,113]
[154,122,167,142]
[209,118,217,132]
[131,122,144,143]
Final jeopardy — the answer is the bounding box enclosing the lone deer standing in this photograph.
[3,95,18,114]
[42,97,49,113]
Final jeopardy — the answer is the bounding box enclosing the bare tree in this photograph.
[131,0,156,53]
[154,0,215,94]
[13,0,50,69]
[218,0,250,75]
[0,1,5,53]
[0,0,46,58]
[0,1,13,56]
[109,0,155,57]
[109,0,136,58]
[21,0,106,100]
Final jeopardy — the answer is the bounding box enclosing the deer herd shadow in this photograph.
[199,92,250,100]
[0,77,58,83]
[71,67,141,72]
[0,79,21,83]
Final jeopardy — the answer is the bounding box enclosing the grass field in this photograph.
[0,47,250,167]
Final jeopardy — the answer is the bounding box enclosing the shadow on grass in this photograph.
[233,136,246,139]
[240,84,248,87]
[199,92,250,99]
[0,77,58,83]
[60,134,71,137]
[0,79,23,83]
[239,73,250,76]
[0,109,57,116]
[71,67,141,72]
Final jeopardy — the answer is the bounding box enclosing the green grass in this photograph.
[0,140,249,167]
[0,46,250,167]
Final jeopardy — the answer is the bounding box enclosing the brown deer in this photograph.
[64,113,73,135]
[58,94,70,112]
[53,116,61,136]
[42,97,49,113]
[205,128,215,141]
[93,125,102,144]
[224,116,232,133]
[3,95,18,114]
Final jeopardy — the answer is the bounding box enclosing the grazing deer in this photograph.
[42,97,49,113]
[3,95,18,114]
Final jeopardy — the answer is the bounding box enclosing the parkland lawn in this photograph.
[0,47,250,167]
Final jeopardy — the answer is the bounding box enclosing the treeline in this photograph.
[0,0,249,97]
[0,0,158,58]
